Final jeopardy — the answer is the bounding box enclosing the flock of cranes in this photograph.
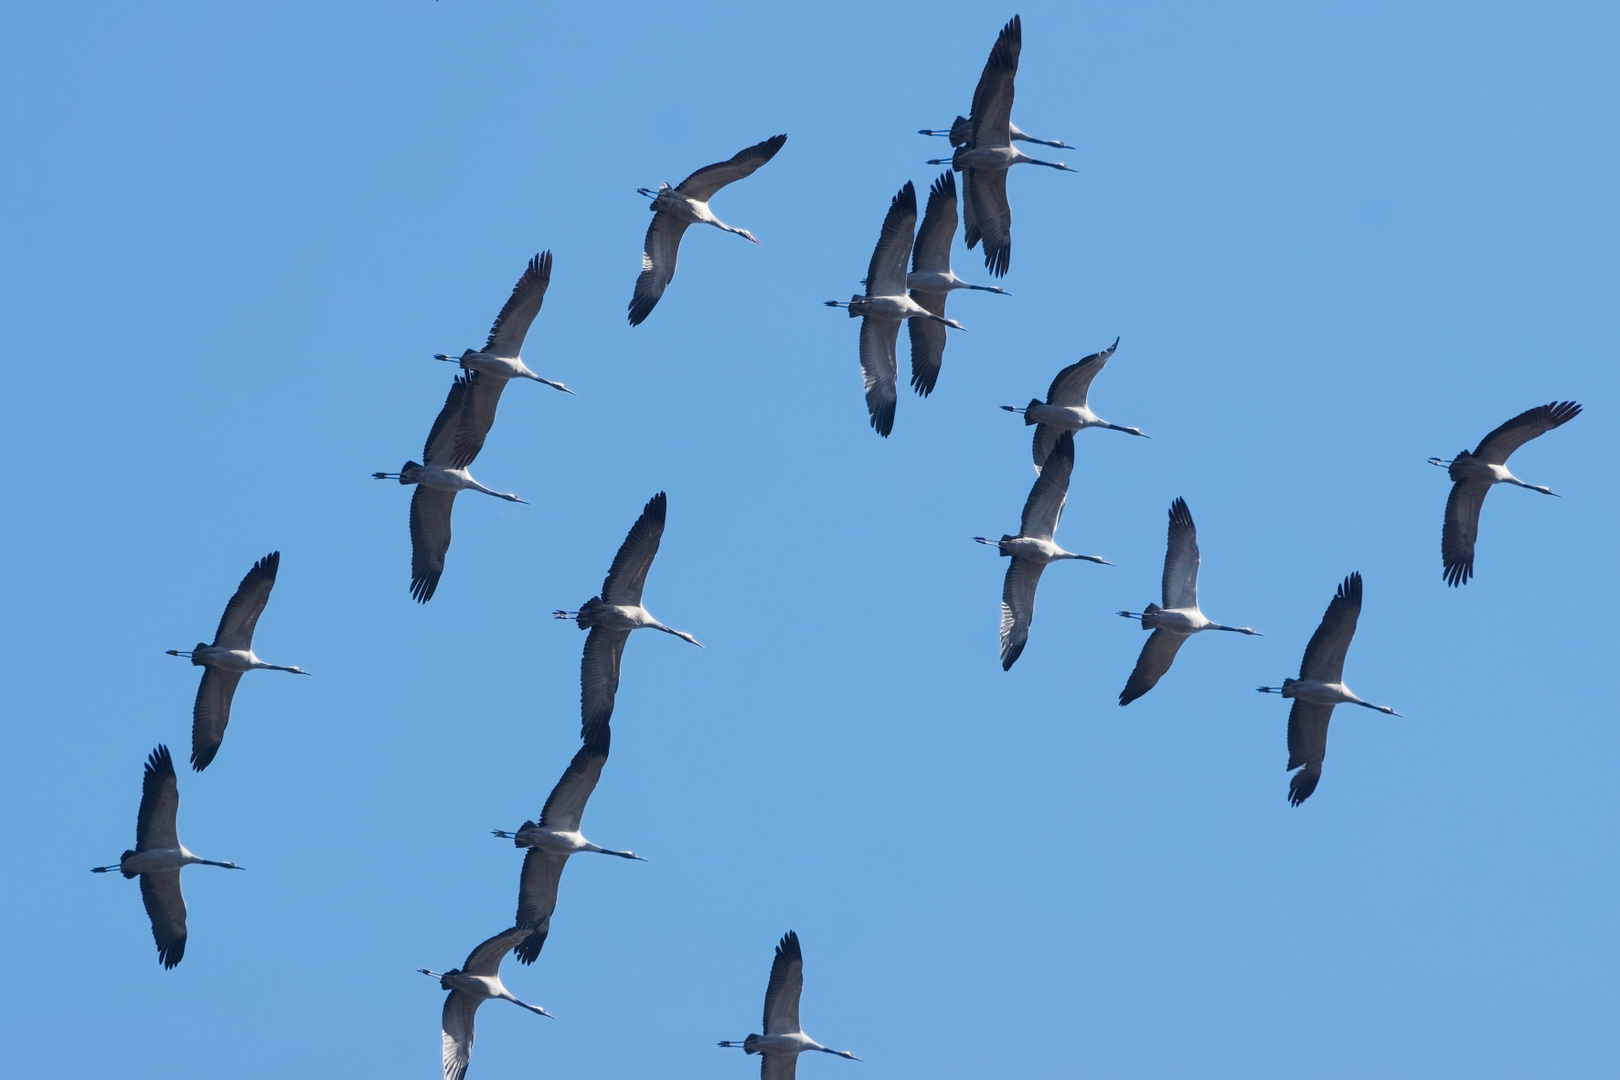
[87,12,1584,1079]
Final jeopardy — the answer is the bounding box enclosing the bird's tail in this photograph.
[119,850,138,879]
[576,597,608,630]
[397,461,422,484]
[1022,399,1040,425]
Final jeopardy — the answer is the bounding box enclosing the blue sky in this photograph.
[2,2,1615,1077]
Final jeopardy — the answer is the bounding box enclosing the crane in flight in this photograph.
[719,930,860,1079]
[166,550,309,771]
[974,431,1111,670]
[435,250,572,396]
[919,114,1070,149]
[1117,498,1260,705]
[905,170,1008,398]
[1430,399,1581,586]
[554,492,703,736]
[1258,572,1401,806]
[373,372,526,603]
[925,15,1076,276]
[491,720,644,965]
[92,745,244,968]
[419,926,552,1080]
[1002,338,1148,471]
[629,134,788,325]
[826,180,965,436]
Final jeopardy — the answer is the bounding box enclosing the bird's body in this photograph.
[92,745,243,968]
[719,931,860,1080]
[436,251,571,395]
[1118,498,1260,706]
[974,430,1110,670]
[905,171,1007,397]
[1002,338,1147,468]
[826,180,965,435]
[554,492,702,737]
[920,114,1070,149]
[420,927,552,1080]
[492,723,643,965]
[629,134,787,326]
[166,551,308,771]
[373,372,526,603]
[924,16,1075,276]
[1258,572,1401,806]
[1431,400,1581,586]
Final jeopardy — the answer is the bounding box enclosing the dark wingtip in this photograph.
[410,572,440,604]
[870,399,895,437]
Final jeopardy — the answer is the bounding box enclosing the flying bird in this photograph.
[926,15,1076,276]
[1117,498,1260,705]
[1002,338,1147,471]
[165,551,309,771]
[629,134,788,326]
[419,926,552,1080]
[92,745,244,968]
[1429,399,1581,586]
[905,170,1008,397]
[554,492,702,737]
[491,721,644,965]
[435,251,573,410]
[373,372,527,603]
[719,930,860,1079]
[1258,572,1401,806]
[974,431,1111,670]
[825,180,966,436]
[918,114,1070,149]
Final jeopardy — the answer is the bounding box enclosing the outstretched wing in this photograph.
[675,133,787,202]
[463,925,532,976]
[967,15,1020,149]
[580,627,630,737]
[539,736,610,833]
[859,316,900,437]
[409,486,456,604]
[1046,339,1120,408]
[963,167,1010,277]
[1473,400,1581,465]
[1020,430,1074,541]
[1285,700,1334,806]
[1119,630,1187,706]
[140,870,187,969]
[1441,478,1488,587]
[212,551,279,650]
[628,211,691,326]
[602,492,667,606]
[911,171,958,274]
[189,668,243,772]
[866,181,917,297]
[423,373,477,467]
[999,558,1045,671]
[762,930,804,1036]
[1161,498,1200,610]
[136,744,181,850]
[441,989,479,1080]
[513,849,567,966]
[1299,572,1361,683]
[450,371,508,470]
[483,251,551,358]
[906,306,948,397]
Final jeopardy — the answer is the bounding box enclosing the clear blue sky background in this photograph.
[1,3,1615,1077]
